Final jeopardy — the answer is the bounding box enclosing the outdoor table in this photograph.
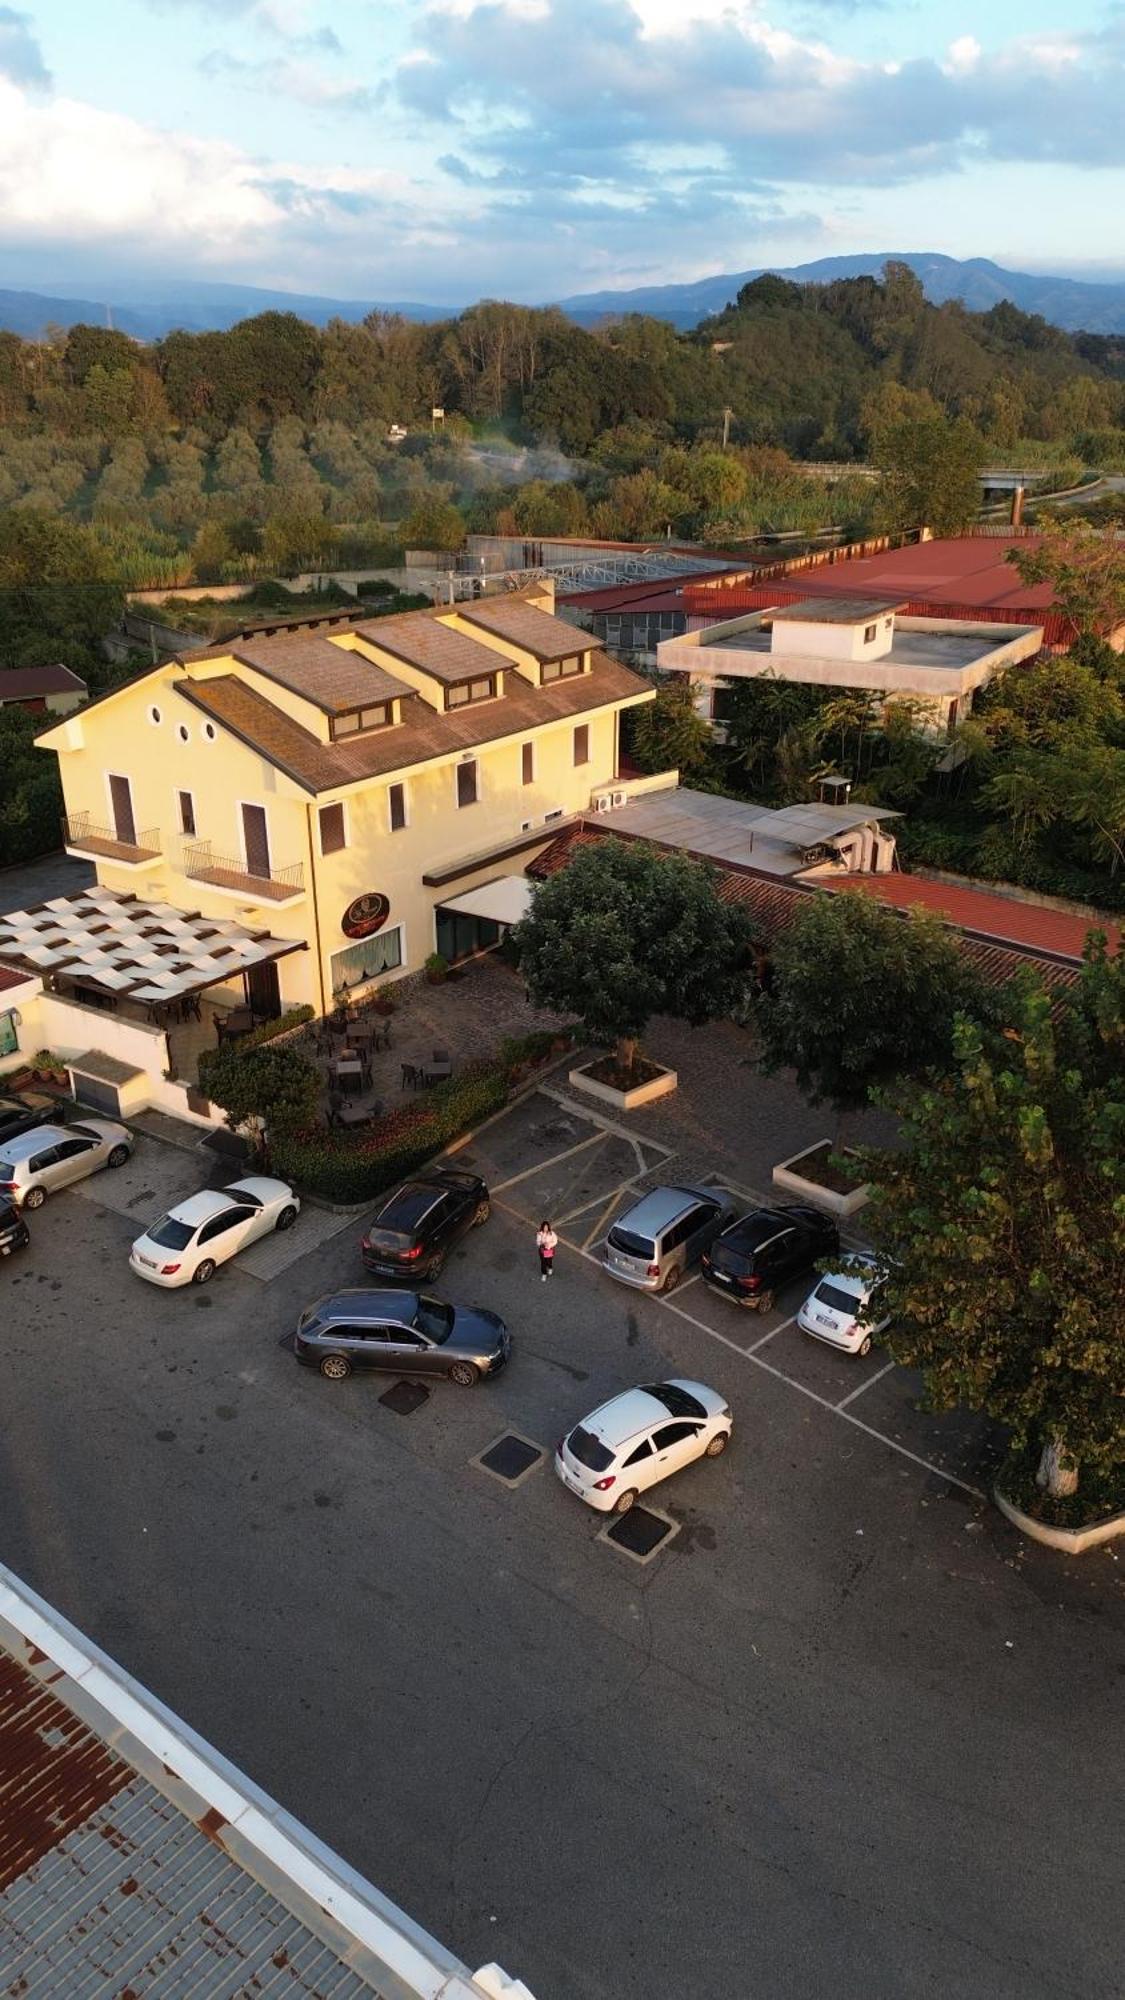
[337,1102,371,1128]
[423,1060,453,1085]
[331,1059,365,1095]
[217,1005,253,1042]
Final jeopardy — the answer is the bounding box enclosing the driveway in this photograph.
[1,1101,1121,2000]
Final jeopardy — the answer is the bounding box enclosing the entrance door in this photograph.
[241,804,271,879]
[245,959,281,1021]
[108,774,136,845]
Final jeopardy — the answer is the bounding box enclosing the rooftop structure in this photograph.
[0,663,87,715]
[0,1561,531,1999]
[586,785,899,879]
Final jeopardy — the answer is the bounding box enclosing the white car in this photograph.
[797,1267,890,1356]
[130,1176,300,1287]
[555,1379,732,1514]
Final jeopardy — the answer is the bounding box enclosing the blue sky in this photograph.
[0,0,1123,304]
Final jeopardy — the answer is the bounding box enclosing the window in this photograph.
[623,1438,654,1467]
[178,791,196,837]
[331,704,389,740]
[521,743,534,786]
[456,760,478,809]
[203,722,217,743]
[147,705,161,726]
[319,803,346,855]
[573,724,590,767]
[177,724,190,744]
[329,927,403,997]
[863,623,877,644]
[542,657,583,682]
[0,1012,17,1059]
[652,1422,701,1451]
[388,782,406,832]
[447,676,495,709]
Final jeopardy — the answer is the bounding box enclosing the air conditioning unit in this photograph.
[592,794,614,814]
[610,789,628,809]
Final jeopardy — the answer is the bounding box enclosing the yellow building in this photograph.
[33,586,653,1049]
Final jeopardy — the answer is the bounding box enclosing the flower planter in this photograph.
[772,1141,871,1219]
[993,1486,1125,1555]
[568,1058,678,1112]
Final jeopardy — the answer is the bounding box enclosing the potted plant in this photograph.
[32,1049,68,1085]
[372,986,397,1016]
[424,951,450,986]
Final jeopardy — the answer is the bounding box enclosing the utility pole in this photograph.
[722,406,733,450]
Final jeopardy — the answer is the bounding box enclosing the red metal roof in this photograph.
[0,964,32,993]
[557,577,705,612]
[828,874,1119,963]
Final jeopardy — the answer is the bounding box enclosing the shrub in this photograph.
[235,1004,314,1053]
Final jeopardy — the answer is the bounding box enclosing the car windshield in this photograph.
[815,1280,863,1315]
[567,1425,614,1472]
[69,1123,104,1140]
[148,1215,196,1250]
[607,1226,655,1260]
[641,1383,706,1419]
[414,1296,454,1342]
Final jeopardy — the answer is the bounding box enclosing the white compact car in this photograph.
[130,1176,300,1287]
[555,1379,732,1514]
[797,1267,890,1356]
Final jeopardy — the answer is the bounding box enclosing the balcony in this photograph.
[181,839,305,906]
[62,812,162,868]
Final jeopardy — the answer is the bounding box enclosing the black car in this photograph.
[0,1198,29,1259]
[294,1288,510,1385]
[360,1168,490,1281]
[701,1204,840,1312]
[0,1090,65,1147]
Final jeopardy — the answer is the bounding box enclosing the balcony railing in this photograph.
[62,812,161,864]
[181,839,304,902]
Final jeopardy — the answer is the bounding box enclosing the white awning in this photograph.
[438,875,534,926]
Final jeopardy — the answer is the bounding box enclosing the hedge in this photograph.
[270,1027,569,1203]
[233,1005,315,1054]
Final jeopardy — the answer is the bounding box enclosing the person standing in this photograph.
[536,1220,558,1282]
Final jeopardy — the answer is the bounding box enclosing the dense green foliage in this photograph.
[0,703,64,866]
[858,944,1125,1504]
[513,840,753,1070]
[197,1038,322,1146]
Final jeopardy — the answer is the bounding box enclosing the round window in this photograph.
[177,723,190,744]
[203,721,217,742]
[148,704,162,725]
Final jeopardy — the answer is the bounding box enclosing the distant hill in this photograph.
[0,277,456,341]
[558,254,1125,334]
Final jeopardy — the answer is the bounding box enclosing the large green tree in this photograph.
[629,676,713,780]
[859,943,1125,1501]
[871,410,985,535]
[0,507,125,669]
[197,1040,321,1156]
[1005,519,1125,645]
[513,839,753,1073]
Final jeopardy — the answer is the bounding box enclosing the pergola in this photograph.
[0,887,305,1007]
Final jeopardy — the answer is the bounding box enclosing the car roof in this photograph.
[311,1289,419,1321]
[815,1268,871,1298]
[616,1184,722,1236]
[0,1124,73,1160]
[724,1206,813,1244]
[580,1382,718,1448]
[370,1183,444,1228]
[163,1189,240,1226]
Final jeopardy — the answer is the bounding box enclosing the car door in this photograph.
[197,1205,257,1267]
[429,1192,460,1257]
[685,1200,722,1264]
[234,1197,271,1246]
[338,1323,390,1369]
[650,1420,706,1480]
[619,1434,659,1496]
[379,1324,440,1375]
[43,1135,101,1190]
[772,1226,806,1286]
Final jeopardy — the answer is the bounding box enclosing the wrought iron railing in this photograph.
[181,839,304,895]
[62,811,160,856]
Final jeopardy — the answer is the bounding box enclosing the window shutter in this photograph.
[319,803,346,854]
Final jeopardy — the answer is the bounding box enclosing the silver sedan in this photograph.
[0,1119,134,1208]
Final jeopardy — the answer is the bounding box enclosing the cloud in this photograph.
[199,48,374,112]
[0,6,49,88]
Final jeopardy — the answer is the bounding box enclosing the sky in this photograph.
[0,0,1124,306]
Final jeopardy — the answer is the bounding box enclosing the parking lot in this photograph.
[2,1085,1123,2000]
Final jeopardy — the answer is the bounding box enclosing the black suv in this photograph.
[360,1168,490,1281]
[0,1090,65,1147]
[0,1198,29,1259]
[701,1204,839,1312]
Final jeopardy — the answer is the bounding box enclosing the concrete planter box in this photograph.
[994,1486,1125,1555]
[568,1061,678,1112]
[772,1141,871,1220]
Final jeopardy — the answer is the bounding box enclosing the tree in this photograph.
[871,411,984,534]
[197,1040,321,1155]
[755,892,995,1133]
[858,945,1125,1501]
[513,839,753,1074]
[629,676,713,780]
[0,703,64,867]
[401,490,466,551]
[1006,520,1125,644]
[0,508,125,669]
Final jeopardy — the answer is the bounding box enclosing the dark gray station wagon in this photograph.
[294,1288,510,1385]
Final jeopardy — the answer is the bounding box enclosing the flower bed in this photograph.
[568,1052,678,1112]
[772,1141,871,1219]
[996,1442,1125,1535]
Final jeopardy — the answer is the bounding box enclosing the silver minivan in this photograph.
[604,1184,739,1294]
[0,1119,133,1208]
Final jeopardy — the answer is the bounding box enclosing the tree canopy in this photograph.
[197,1039,321,1151]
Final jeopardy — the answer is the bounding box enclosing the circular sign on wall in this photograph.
[341,892,391,940]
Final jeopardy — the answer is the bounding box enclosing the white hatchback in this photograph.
[555,1379,732,1513]
[130,1176,300,1287]
[797,1267,890,1356]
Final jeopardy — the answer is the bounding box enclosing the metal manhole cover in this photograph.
[474,1432,544,1486]
[379,1380,430,1415]
[601,1506,679,1562]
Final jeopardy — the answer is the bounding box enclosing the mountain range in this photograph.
[3,253,1125,341]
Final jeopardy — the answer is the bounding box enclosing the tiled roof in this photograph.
[0,963,32,992]
[830,873,1119,964]
[352,613,507,683]
[0,663,86,699]
[179,649,652,795]
[457,598,589,660]
[231,635,412,714]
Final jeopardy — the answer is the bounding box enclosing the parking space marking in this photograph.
[581,1189,631,1251]
[535,1086,676,1159]
[491,1130,607,1193]
[493,1192,985,1502]
[746,1310,798,1352]
[835,1360,895,1410]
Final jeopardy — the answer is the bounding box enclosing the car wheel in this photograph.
[614,1487,639,1514]
[706,1431,730,1458]
[192,1258,216,1285]
[448,1360,479,1387]
[756,1288,775,1314]
[274,1204,298,1232]
[472,1200,490,1227]
[107,1144,130,1169]
[661,1265,681,1294]
[424,1254,443,1282]
[319,1353,351,1381]
[23,1186,45,1210]
[858,1334,872,1357]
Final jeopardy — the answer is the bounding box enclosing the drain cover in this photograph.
[379,1380,430,1415]
[478,1433,543,1483]
[602,1506,677,1561]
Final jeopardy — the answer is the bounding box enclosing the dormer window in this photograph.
[541,656,586,682]
[331,703,390,740]
[446,675,496,710]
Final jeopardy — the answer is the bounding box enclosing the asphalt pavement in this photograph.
[1,1105,1122,2000]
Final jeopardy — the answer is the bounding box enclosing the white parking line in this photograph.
[535,1086,676,1157]
[836,1360,895,1410]
[494,1194,984,1502]
[746,1310,797,1352]
[491,1131,607,1193]
[582,1191,630,1251]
